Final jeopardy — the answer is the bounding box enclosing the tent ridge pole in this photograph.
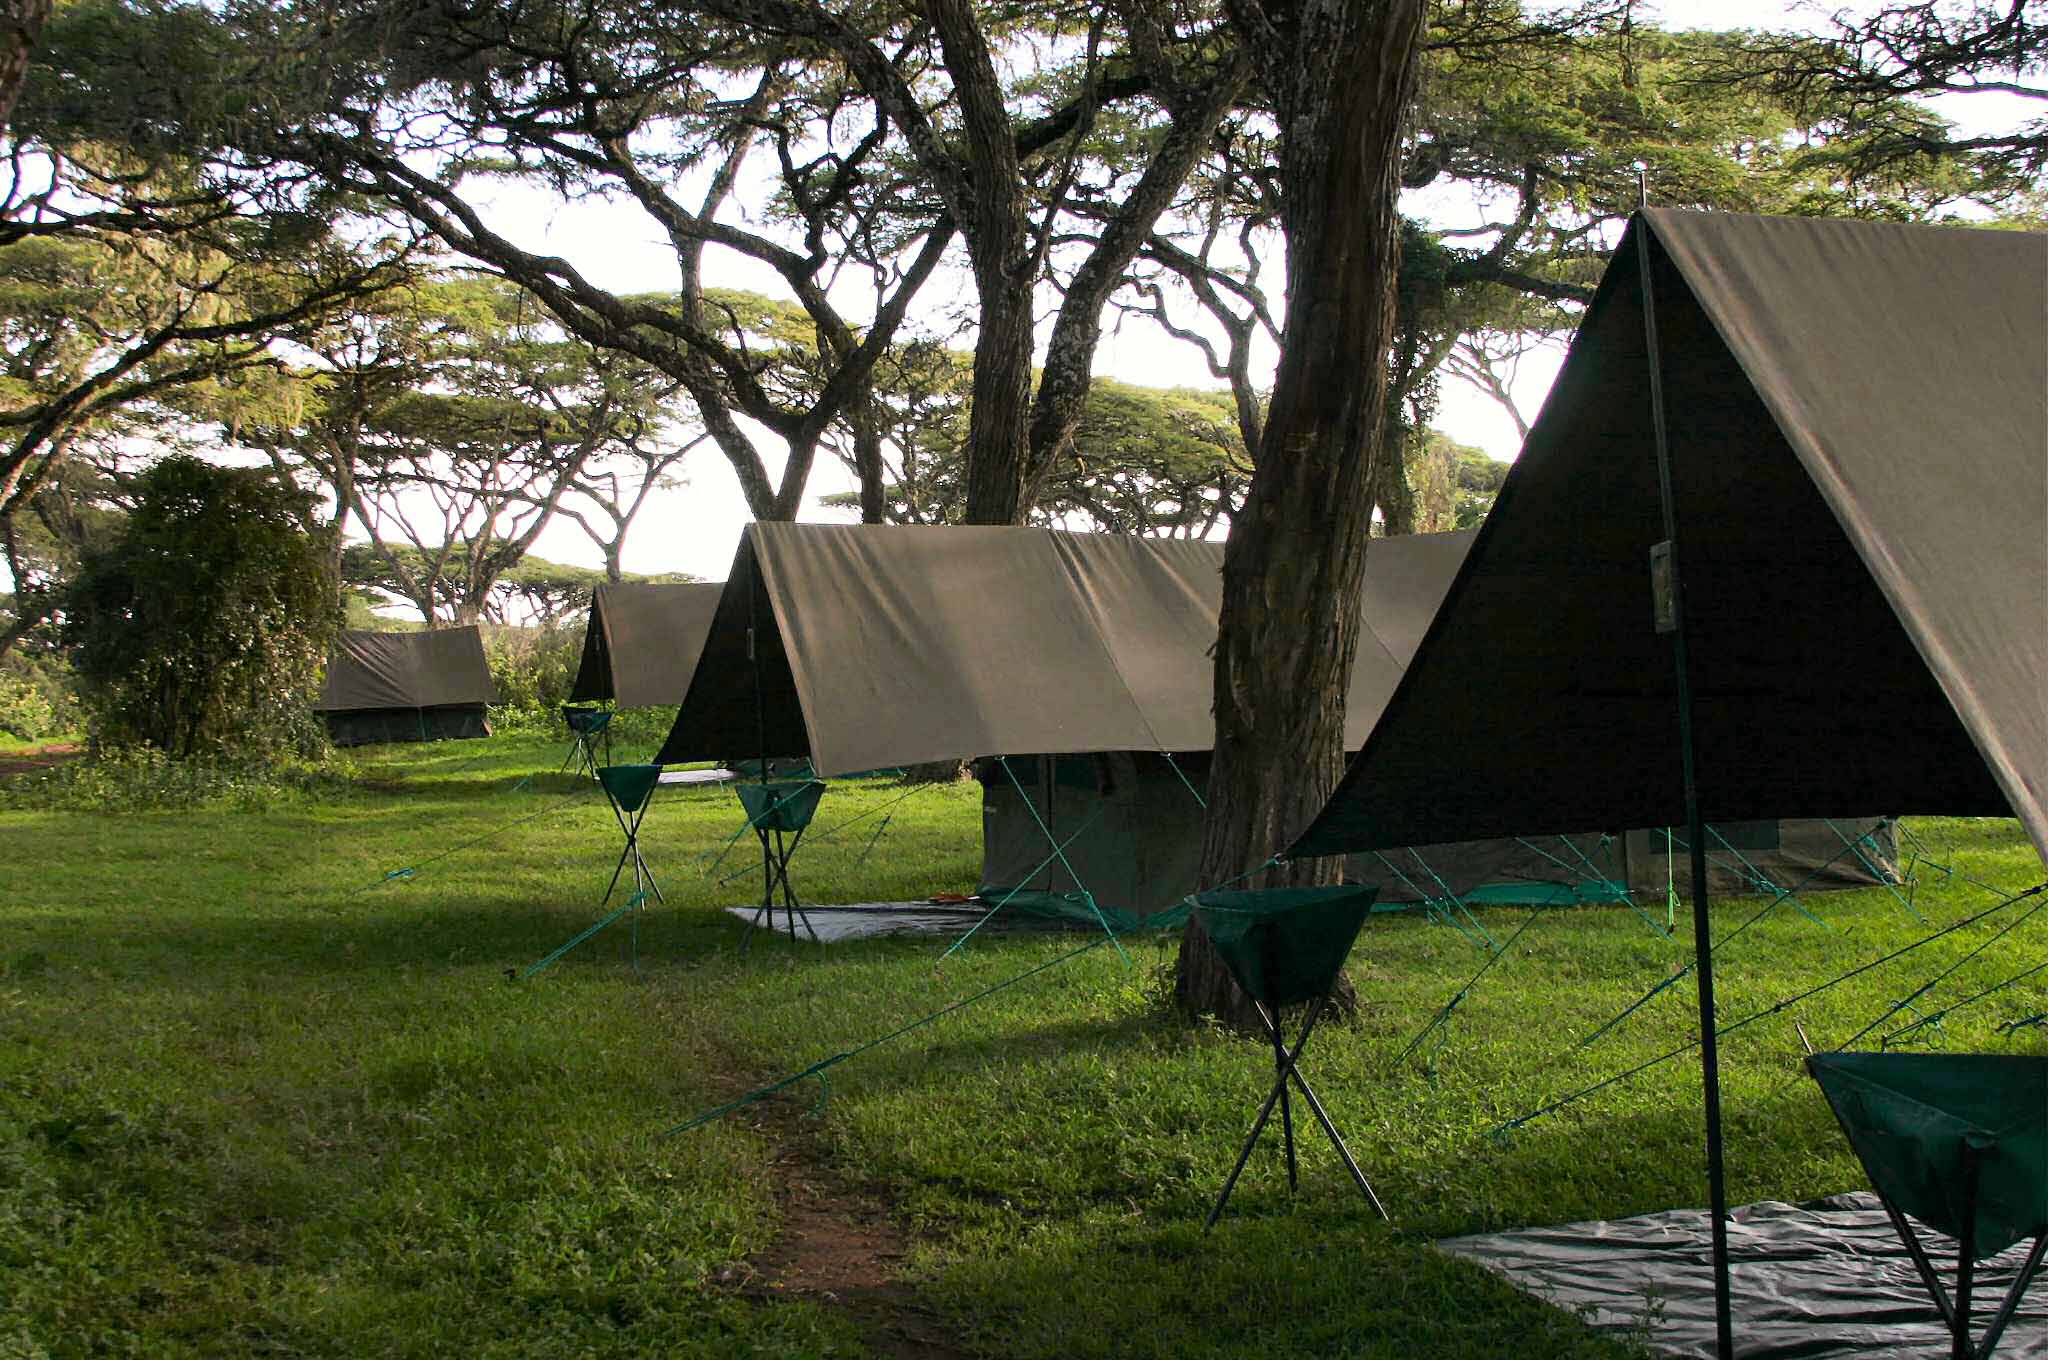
[1637,212,1735,1360]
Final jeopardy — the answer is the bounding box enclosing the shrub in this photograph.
[62,457,338,759]
[0,654,78,743]
[483,622,584,717]
[0,746,358,813]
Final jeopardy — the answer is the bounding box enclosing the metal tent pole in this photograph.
[1637,212,1735,1360]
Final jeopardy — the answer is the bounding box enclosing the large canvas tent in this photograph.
[657,522,1456,776]
[656,524,1471,918]
[1294,210,2045,863]
[1286,209,2046,1355]
[316,626,498,746]
[569,582,725,708]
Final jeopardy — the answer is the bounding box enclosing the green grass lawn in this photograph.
[2,729,2043,1358]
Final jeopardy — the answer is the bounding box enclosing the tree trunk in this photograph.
[0,0,49,135]
[957,249,1035,525]
[1175,0,1428,1028]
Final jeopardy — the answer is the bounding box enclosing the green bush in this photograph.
[63,457,338,759]
[482,622,584,719]
[0,654,78,743]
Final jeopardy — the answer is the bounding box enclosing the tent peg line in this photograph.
[1836,887,2048,1052]
[939,803,1113,962]
[1574,830,1897,1050]
[348,780,598,902]
[1882,957,2048,1050]
[996,755,1132,966]
[1485,882,2047,1144]
[1392,909,1541,1075]
[1366,850,1496,951]
[1827,817,1926,925]
[512,891,648,982]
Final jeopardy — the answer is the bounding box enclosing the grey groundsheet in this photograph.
[721,901,1067,943]
[1440,1192,2045,1358]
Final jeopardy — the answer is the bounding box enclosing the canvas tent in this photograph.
[1285,208,2046,1356]
[655,524,1473,918]
[569,582,725,708]
[658,523,1889,921]
[316,626,498,746]
[1293,210,2046,864]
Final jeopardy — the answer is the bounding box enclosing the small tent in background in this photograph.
[316,626,498,746]
[569,582,725,708]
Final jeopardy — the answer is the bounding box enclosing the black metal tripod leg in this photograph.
[1269,995,1389,1222]
[1955,1148,1982,1360]
[778,826,819,942]
[1978,1233,2048,1359]
[602,842,633,904]
[1285,1066,1388,1221]
[1256,1004,1297,1190]
[1205,1069,1294,1231]
[1879,1192,1959,1334]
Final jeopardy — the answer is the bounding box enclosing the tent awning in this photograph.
[1292,210,2046,862]
[656,523,1474,777]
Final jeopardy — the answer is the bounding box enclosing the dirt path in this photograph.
[731,1099,976,1360]
[0,742,80,779]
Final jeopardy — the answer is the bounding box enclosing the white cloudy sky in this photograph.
[402,1,2023,584]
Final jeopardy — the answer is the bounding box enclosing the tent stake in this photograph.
[1637,212,1734,1360]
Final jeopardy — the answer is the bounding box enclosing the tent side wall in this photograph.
[323,704,491,747]
[1346,818,1898,904]
[977,753,1209,919]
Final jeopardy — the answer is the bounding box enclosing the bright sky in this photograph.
[405,0,2022,587]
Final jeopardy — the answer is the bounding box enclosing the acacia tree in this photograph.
[0,0,416,506]
[1172,0,1430,1022]
[216,0,952,524]
[237,275,637,623]
[826,360,1253,535]
[1741,0,2047,196]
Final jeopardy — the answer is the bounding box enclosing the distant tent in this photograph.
[316,626,498,746]
[569,582,724,708]
[1293,210,2046,863]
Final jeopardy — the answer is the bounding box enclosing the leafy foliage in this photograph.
[62,456,338,757]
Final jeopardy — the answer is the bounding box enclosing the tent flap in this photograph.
[657,524,1475,776]
[570,582,724,707]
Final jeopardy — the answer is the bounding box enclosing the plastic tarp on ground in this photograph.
[1440,1193,2048,1358]
[1293,210,2047,864]
[570,582,724,708]
[315,626,498,747]
[656,523,1473,776]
